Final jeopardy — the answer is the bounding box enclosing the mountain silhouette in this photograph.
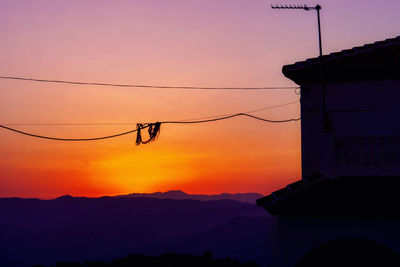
[0,195,273,267]
[115,190,263,203]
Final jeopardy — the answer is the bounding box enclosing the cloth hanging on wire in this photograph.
[135,122,161,145]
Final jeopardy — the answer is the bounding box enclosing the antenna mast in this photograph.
[272,4,333,131]
[271,4,323,57]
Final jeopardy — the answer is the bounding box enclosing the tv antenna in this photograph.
[272,4,333,131]
[271,4,323,57]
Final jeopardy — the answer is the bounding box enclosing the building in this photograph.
[257,36,400,267]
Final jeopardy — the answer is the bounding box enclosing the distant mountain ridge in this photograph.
[115,190,263,204]
[0,195,272,267]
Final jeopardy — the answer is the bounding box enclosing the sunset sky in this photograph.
[0,0,399,199]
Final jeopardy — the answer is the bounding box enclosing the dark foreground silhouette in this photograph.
[296,238,400,267]
[33,252,260,267]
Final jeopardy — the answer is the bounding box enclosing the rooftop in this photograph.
[283,36,400,85]
[257,174,400,218]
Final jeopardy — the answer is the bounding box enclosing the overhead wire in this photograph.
[164,113,300,125]
[0,76,300,142]
[179,100,299,122]
[1,100,300,126]
[0,113,301,142]
[0,76,299,90]
[0,124,139,141]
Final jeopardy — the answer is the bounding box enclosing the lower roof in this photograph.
[257,174,400,218]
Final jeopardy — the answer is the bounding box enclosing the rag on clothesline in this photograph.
[135,122,162,145]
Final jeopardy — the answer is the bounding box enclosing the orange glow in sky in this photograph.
[0,0,399,198]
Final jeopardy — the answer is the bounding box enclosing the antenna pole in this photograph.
[271,3,332,131]
[271,4,323,57]
[316,5,322,57]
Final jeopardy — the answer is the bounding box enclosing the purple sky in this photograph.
[0,0,399,198]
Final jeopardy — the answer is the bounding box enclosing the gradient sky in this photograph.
[0,0,399,198]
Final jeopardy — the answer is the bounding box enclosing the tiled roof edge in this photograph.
[282,36,400,73]
[256,173,325,209]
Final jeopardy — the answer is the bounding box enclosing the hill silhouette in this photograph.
[0,195,274,267]
[115,190,263,203]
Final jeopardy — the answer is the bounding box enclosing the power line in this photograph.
[1,101,299,126]
[180,100,299,122]
[165,113,300,124]
[0,76,299,90]
[0,124,138,141]
[1,122,138,126]
[0,113,301,142]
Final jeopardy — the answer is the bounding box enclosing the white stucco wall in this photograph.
[301,79,400,178]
